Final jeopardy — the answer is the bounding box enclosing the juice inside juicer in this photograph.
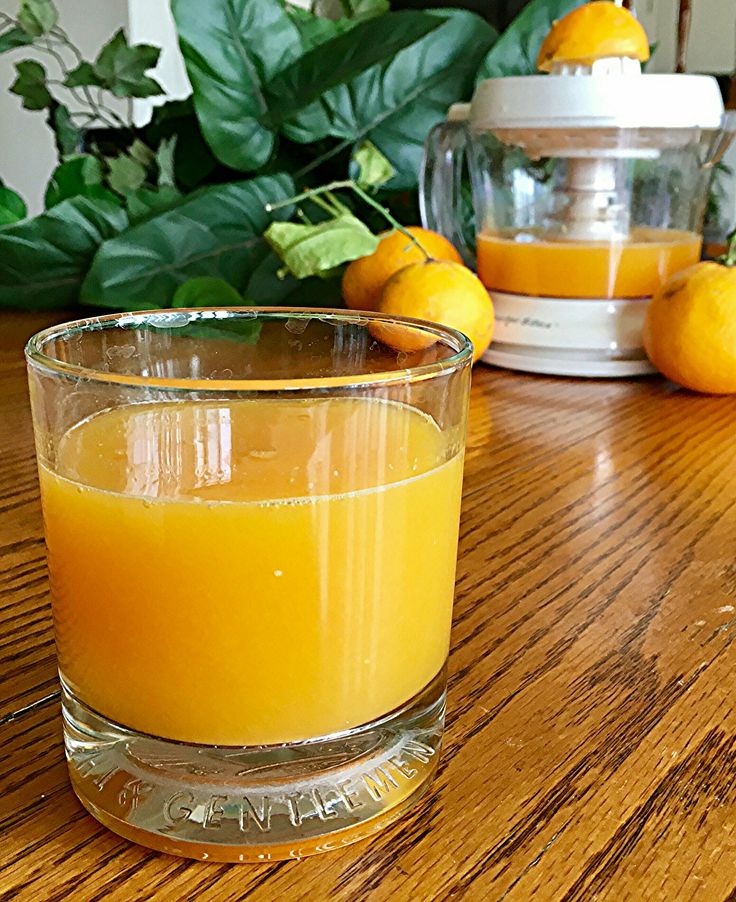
[422,51,734,376]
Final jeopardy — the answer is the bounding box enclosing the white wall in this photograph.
[638,0,736,75]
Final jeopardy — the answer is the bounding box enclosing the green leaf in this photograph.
[351,140,395,188]
[287,7,356,51]
[0,196,127,309]
[284,10,496,191]
[47,102,83,156]
[265,214,378,279]
[107,154,147,194]
[44,154,118,208]
[156,137,177,187]
[171,0,302,171]
[0,27,34,53]
[146,97,194,124]
[0,187,27,225]
[142,100,218,191]
[173,276,243,307]
[477,0,585,79]
[11,60,51,110]
[339,0,389,17]
[124,186,183,224]
[244,252,344,307]
[128,138,155,168]
[81,173,295,310]
[93,29,163,98]
[18,0,58,37]
[265,11,442,128]
[63,60,102,88]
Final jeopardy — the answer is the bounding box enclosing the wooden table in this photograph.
[3,310,736,901]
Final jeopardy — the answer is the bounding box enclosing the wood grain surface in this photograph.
[2,310,736,901]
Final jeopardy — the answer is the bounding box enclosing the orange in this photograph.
[537,1,650,72]
[342,227,462,311]
[643,261,736,394]
[372,260,494,364]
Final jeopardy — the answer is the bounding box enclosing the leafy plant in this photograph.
[0,196,127,308]
[0,0,588,313]
[477,0,586,79]
[172,0,303,172]
[82,174,295,309]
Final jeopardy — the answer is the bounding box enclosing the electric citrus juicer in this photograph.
[421,30,735,377]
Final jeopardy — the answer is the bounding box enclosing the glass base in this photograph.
[61,671,445,862]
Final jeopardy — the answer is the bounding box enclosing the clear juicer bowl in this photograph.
[420,76,733,377]
[470,126,714,302]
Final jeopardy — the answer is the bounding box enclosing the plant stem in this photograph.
[676,0,692,74]
[44,30,129,131]
[351,184,431,258]
[266,180,431,259]
[94,87,130,130]
[32,40,121,130]
[309,191,341,217]
[38,38,68,73]
[324,190,350,215]
[48,25,129,131]
[50,25,83,64]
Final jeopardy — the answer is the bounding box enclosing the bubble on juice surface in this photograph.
[105,345,136,360]
[285,317,310,335]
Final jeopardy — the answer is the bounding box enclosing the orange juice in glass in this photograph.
[27,309,471,862]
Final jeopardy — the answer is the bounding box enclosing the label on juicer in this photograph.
[489,291,651,351]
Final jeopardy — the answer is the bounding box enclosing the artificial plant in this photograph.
[0,0,588,311]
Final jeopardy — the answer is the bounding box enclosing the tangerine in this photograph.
[537,1,650,72]
[372,260,494,364]
[643,261,736,394]
[342,227,462,311]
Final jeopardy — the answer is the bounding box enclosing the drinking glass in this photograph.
[26,308,471,862]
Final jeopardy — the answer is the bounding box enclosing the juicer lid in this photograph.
[471,74,724,131]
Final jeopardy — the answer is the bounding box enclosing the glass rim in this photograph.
[24,307,473,392]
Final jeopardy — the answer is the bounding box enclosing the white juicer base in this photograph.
[482,347,656,378]
[481,290,657,379]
